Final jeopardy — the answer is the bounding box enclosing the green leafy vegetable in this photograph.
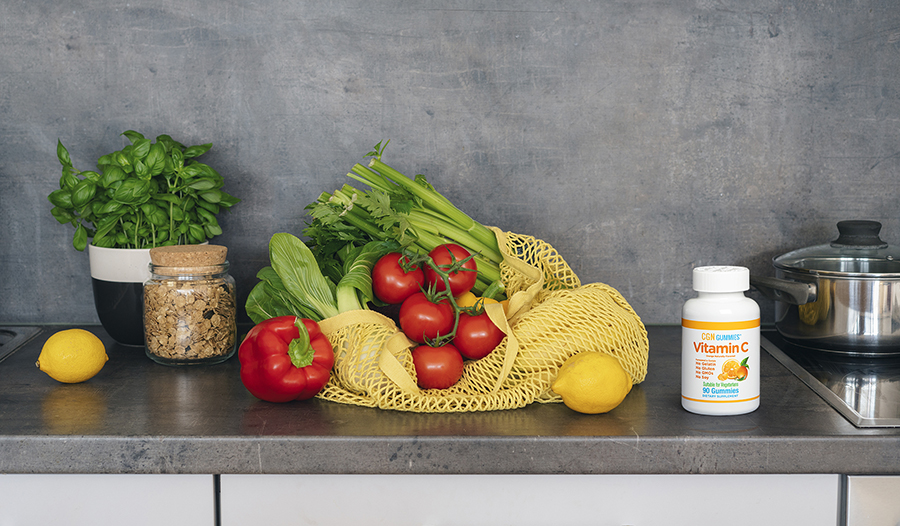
[245,232,386,324]
[269,232,340,320]
[50,130,240,251]
[303,141,503,295]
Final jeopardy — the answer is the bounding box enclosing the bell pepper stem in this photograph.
[287,320,315,368]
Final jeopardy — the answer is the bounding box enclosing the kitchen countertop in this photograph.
[1,324,898,476]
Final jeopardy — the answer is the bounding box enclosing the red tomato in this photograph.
[424,243,478,297]
[454,311,506,360]
[398,292,455,343]
[412,344,464,389]
[372,252,425,304]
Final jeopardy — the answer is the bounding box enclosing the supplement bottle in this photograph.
[682,266,760,415]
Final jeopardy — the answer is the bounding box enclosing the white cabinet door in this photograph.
[847,476,900,526]
[0,474,214,526]
[221,474,839,526]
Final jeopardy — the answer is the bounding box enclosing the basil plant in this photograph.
[50,130,240,251]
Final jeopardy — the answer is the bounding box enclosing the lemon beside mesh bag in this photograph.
[315,228,650,413]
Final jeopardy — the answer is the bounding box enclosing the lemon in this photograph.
[551,352,633,414]
[36,329,109,383]
[455,292,498,309]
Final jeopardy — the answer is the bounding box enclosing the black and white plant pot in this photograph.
[87,245,152,347]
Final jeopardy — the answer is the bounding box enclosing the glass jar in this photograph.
[143,245,237,365]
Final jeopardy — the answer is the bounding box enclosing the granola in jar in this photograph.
[143,245,236,365]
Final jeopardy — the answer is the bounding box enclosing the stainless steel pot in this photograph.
[751,220,900,356]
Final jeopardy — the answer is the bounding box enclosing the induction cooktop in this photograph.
[762,329,900,428]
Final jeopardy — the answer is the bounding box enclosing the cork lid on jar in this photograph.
[149,244,228,267]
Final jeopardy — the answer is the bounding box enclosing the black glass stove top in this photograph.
[762,329,900,428]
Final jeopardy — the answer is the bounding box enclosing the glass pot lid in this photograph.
[773,220,900,276]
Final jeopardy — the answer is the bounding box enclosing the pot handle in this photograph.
[749,275,817,305]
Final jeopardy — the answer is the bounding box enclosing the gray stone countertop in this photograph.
[1,324,898,476]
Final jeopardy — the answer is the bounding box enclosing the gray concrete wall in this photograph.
[2,0,899,326]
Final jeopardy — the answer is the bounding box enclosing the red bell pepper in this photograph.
[238,316,335,403]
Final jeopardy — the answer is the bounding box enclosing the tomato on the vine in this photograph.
[412,344,464,389]
[454,311,505,360]
[372,252,424,304]
[398,292,455,344]
[425,243,477,297]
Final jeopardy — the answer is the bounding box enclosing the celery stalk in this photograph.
[303,144,506,297]
[366,158,499,250]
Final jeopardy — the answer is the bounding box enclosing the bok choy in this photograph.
[245,232,385,324]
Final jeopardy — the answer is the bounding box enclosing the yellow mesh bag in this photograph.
[316,228,649,412]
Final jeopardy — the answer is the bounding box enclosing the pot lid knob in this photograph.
[831,220,888,249]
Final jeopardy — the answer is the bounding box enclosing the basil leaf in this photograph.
[141,203,167,226]
[122,130,145,143]
[154,134,179,151]
[114,151,132,172]
[48,188,73,208]
[50,206,75,224]
[57,140,72,167]
[188,179,217,191]
[171,148,184,170]
[146,142,166,175]
[113,179,152,204]
[91,233,110,247]
[71,179,97,207]
[134,159,150,180]
[195,207,216,223]
[73,224,88,251]
[200,190,222,203]
[154,194,181,205]
[183,143,212,158]
[195,200,220,214]
[188,223,205,243]
[98,201,123,215]
[80,170,101,183]
[93,214,121,239]
[101,166,127,187]
[180,164,203,179]
[131,138,151,159]
[204,223,222,237]
[217,193,241,208]
[59,167,79,189]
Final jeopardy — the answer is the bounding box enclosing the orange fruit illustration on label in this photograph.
[720,358,749,381]
[722,359,741,378]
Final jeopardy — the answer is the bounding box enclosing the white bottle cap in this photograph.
[692,266,750,292]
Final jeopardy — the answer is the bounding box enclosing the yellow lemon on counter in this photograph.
[36,329,108,383]
[551,352,633,414]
